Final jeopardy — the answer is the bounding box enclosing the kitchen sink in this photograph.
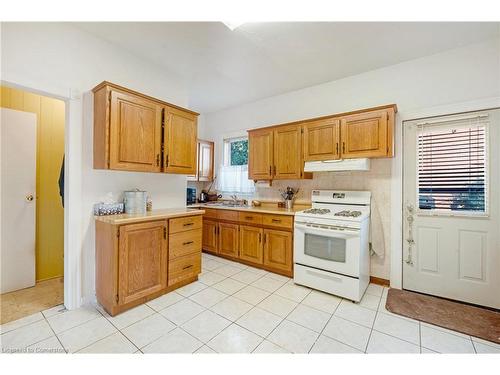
[204,201,247,208]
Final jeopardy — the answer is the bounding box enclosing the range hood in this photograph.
[304,158,370,172]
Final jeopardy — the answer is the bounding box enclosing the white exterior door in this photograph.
[403,109,500,309]
[1,108,37,293]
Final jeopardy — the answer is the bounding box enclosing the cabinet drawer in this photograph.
[168,253,201,286]
[238,212,263,225]
[169,215,202,234]
[203,208,218,219]
[262,214,293,229]
[217,210,239,222]
[169,229,202,259]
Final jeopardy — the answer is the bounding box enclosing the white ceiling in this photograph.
[75,22,500,113]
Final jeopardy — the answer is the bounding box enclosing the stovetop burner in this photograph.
[334,210,362,217]
[302,208,331,215]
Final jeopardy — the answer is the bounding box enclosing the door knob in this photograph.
[26,194,34,202]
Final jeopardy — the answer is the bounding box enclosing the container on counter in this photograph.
[123,189,147,214]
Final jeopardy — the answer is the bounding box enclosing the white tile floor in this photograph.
[2,252,500,354]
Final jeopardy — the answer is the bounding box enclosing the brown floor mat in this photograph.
[386,288,500,344]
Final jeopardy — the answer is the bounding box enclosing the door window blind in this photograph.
[417,116,488,215]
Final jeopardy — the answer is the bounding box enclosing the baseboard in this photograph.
[370,276,390,287]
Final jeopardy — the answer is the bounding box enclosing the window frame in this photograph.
[415,120,490,218]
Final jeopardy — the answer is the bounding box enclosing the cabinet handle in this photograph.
[336,143,339,154]
[342,142,345,153]
[269,165,271,175]
[245,216,253,220]
[183,222,194,227]
[273,165,276,175]
[259,233,262,242]
[183,241,194,246]
[183,264,193,270]
[272,219,281,223]
[156,154,160,166]
[264,233,267,244]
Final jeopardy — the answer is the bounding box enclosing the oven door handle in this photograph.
[294,222,360,237]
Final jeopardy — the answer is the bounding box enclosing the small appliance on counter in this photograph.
[199,190,208,203]
[187,187,197,205]
[123,189,147,214]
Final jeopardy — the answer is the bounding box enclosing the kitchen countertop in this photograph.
[188,203,310,216]
[94,208,205,225]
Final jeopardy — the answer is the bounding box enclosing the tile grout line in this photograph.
[307,293,345,353]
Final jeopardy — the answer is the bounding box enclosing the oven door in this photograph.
[294,222,361,278]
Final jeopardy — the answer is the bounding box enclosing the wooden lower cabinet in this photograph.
[118,221,167,306]
[95,213,202,316]
[202,219,218,254]
[218,223,239,258]
[239,225,263,264]
[263,229,293,274]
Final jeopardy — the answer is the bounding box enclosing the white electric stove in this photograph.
[293,190,371,302]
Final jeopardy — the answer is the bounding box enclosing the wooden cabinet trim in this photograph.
[92,81,199,116]
[246,104,397,133]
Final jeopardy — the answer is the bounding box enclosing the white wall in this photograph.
[1,23,191,304]
[201,37,500,279]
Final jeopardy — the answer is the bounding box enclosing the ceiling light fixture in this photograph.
[222,21,246,31]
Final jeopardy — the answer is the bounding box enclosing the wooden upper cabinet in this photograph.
[239,225,263,265]
[340,108,394,158]
[198,140,214,181]
[93,82,199,173]
[273,124,302,179]
[303,118,340,161]
[263,229,292,273]
[248,129,273,180]
[164,106,198,174]
[108,90,162,172]
[218,223,239,258]
[118,220,167,306]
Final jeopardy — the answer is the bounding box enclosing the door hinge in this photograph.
[115,294,119,303]
[163,227,167,239]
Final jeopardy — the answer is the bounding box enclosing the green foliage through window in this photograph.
[230,140,248,166]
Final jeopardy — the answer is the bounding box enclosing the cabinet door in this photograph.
[263,229,292,273]
[218,223,239,258]
[303,118,340,161]
[109,90,162,172]
[164,106,198,174]
[118,220,167,305]
[239,225,263,265]
[340,109,392,158]
[248,129,273,180]
[198,140,214,181]
[273,125,302,179]
[202,220,218,254]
